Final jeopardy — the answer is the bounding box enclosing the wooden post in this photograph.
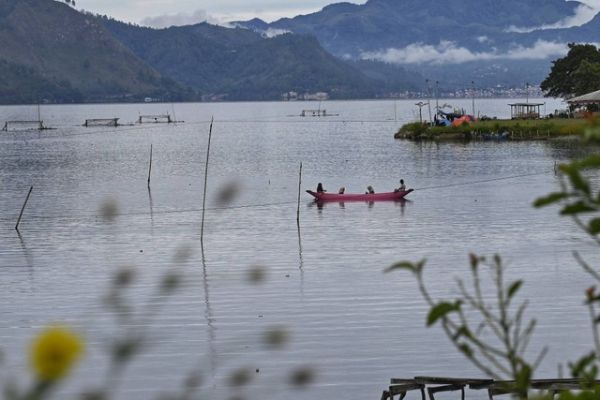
[147,144,153,187]
[15,186,33,231]
[201,117,214,243]
[296,162,302,224]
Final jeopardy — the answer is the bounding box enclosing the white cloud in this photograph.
[262,28,291,37]
[140,9,220,28]
[477,36,491,43]
[361,40,571,65]
[506,1,600,32]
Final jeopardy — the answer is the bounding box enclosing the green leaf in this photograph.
[452,325,473,341]
[384,260,426,274]
[515,365,532,395]
[507,280,523,299]
[565,167,591,195]
[560,201,596,215]
[427,301,460,326]
[457,343,473,357]
[589,218,600,235]
[576,154,600,169]
[533,192,570,208]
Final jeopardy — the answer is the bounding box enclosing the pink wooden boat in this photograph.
[306,189,413,202]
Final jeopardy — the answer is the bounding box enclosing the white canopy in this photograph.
[568,89,600,104]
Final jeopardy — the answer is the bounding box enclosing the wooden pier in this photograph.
[381,376,596,400]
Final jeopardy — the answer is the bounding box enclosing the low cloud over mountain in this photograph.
[361,40,569,65]
[141,9,220,28]
[507,0,600,32]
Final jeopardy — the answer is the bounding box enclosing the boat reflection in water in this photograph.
[308,198,411,212]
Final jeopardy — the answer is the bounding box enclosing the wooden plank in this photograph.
[427,384,465,400]
[388,383,426,400]
[389,383,424,395]
[391,379,418,384]
[415,376,492,385]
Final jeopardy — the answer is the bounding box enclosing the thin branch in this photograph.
[574,251,600,283]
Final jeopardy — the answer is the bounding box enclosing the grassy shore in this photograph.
[395,118,587,141]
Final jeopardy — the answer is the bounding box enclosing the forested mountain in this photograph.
[98,18,382,100]
[0,0,190,103]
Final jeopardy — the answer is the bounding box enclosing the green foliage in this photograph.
[384,260,425,274]
[541,43,600,98]
[427,301,461,326]
[573,60,600,96]
[391,117,600,398]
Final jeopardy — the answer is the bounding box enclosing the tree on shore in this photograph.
[541,43,600,98]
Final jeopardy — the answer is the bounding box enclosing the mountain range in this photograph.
[236,0,600,91]
[0,0,598,104]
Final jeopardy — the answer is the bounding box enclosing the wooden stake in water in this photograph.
[147,144,153,187]
[15,186,33,231]
[296,162,303,224]
[201,117,214,243]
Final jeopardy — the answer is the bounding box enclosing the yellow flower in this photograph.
[30,326,84,381]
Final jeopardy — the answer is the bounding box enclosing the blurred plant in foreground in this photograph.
[385,255,543,397]
[387,117,600,398]
[533,115,600,393]
[2,192,315,400]
[4,326,85,400]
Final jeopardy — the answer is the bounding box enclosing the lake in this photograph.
[1,98,598,400]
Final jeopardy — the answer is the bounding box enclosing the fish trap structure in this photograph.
[300,109,338,117]
[2,120,49,132]
[83,118,119,127]
[137,114,175,124]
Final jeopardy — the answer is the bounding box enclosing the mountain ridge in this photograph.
[0,0,190,103]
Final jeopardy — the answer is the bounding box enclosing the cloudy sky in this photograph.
[78,0,366,26]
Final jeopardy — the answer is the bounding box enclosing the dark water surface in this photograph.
[1,99,597,399]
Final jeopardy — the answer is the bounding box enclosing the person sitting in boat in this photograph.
[338,187,345,194]
[394,179,406,192]
[316,182,326,193]
[366,185,375,194]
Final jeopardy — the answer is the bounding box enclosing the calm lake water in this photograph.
[1,98,598,399]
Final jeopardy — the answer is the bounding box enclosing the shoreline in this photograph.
[394,118,586,141]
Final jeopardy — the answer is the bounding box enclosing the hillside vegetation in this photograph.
[0,0,190,103]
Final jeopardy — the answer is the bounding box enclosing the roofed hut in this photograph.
[567,89,600,114]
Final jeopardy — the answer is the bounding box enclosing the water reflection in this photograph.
[296,221,304,297]
[308,199,411,212]
[147,186,154,229]
[16,230,34,269]
[200,243,217,378]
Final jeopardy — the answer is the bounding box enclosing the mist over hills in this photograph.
[235,0,600,90]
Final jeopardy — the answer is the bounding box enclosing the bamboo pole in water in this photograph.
[15,186,33,231]
[296,162,303,224]
[147,144,153,187]
[201,117,214,243]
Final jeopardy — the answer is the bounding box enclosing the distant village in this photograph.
[281,86,544,101]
